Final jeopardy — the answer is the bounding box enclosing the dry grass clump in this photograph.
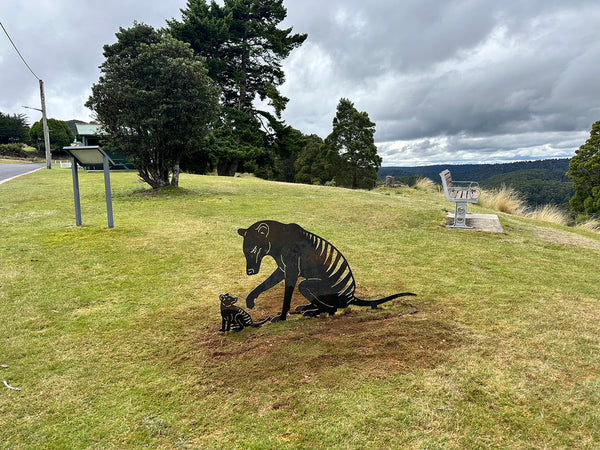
[480,187,569,226]
[413,176,436,191]
[479,185,527,215]
[527,204,569,226]
[576,217,600,232]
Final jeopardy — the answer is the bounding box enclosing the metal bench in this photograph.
[439,169,480,228]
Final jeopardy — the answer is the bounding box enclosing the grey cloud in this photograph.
[2,0,599,165]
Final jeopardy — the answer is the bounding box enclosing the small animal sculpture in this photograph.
[219,293,271,332]
[238,220,416,321]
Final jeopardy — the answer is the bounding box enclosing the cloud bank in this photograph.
[2,0,599,165]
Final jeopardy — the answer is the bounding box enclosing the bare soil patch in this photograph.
[172,293,465,389]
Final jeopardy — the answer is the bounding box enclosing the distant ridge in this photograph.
[378,158,573,206]
[378,158,571,182]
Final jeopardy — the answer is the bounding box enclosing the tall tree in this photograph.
[270,126,305,182]
[567,120,600,214]
[168,0,306,175]
[294,134,336,185]
[0,112,29,144]
[29,118,74,152]
[86,23,219,188]
[325,98,382,189]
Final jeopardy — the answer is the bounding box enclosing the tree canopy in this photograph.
[293,134,336,186]
[567,120,600,214]
[86,23,219,188]
[325,98,382,189]
[29,118,74,152]
[168,0,306,175]
[0,112,29,144]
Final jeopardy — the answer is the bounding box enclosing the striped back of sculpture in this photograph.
[301,229,356,300]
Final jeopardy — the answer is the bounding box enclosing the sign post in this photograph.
[63,146,115,228]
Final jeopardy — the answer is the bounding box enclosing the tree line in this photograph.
[85,0,381,190]
[0,111,74,157]
[567,120,600,215]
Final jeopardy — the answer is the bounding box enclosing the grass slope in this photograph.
[1,170,599,448]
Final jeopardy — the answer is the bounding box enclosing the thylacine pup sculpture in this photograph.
[238,220,416,321]
[219,293,271,332]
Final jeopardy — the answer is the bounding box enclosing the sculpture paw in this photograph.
[270,314,287,322]
[295,304,314,312]
[246,295,256,309]
[302,309,320,317]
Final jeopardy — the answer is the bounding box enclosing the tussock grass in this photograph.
[1,169,600,448]
[413,176,437,191]
[576,217,600,232]
[479,185,527,215]
[527,204,569,226]
[479,186,571,227]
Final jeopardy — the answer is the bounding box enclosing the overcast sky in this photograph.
[2,0,599,166]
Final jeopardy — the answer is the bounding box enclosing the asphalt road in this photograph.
[0,163,45,185]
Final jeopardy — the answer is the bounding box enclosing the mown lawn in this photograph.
[1,168,599,448]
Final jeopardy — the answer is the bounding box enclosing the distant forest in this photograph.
[378,158,573,207]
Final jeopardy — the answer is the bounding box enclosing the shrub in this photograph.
[0,143,28,158]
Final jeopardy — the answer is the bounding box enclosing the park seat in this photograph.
[439,169,480,228]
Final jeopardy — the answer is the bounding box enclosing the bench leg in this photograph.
[449,202,471,228]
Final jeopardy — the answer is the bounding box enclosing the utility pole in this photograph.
[39,79,52,169]
[23,90,52,169]
[1,22,52,169]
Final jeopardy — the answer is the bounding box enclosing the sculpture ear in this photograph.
[237,228,247,237]
[256,223,270,237]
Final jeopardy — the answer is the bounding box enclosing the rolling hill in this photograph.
[379,158,574,206]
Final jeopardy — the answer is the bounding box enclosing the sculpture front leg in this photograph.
[246,269,285,309]
[271,282,296,322]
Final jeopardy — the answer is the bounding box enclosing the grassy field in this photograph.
[1,168,599,448]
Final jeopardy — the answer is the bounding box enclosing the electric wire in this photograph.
[0,21,40,80]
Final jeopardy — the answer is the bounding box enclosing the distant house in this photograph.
[65,120,133,170]
[74,123,105,146]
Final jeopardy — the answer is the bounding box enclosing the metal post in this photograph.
[71,156,82,226]
[103,155,114,229]
[39,79,51,169]
[452,202,470,228]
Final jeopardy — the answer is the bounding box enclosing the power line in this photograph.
[0,21,40,80]
[1,20,51,169]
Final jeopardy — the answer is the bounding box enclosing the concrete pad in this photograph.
[445,212,505,233]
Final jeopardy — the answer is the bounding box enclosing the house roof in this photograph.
[75,123,105,136]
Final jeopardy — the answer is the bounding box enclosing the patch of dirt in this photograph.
[171,293,466,389]
[534,227,600,253]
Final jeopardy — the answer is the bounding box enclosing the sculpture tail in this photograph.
[351,292,417,309]
[251,316,272,327]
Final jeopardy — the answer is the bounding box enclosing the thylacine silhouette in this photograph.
[219,293,271,332]
[238,220,416,321]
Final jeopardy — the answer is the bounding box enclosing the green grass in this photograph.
[1,169,600,448]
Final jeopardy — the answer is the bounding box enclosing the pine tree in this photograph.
[0,112,29,144]
[168,0,306,175]
[325,98,382,189]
